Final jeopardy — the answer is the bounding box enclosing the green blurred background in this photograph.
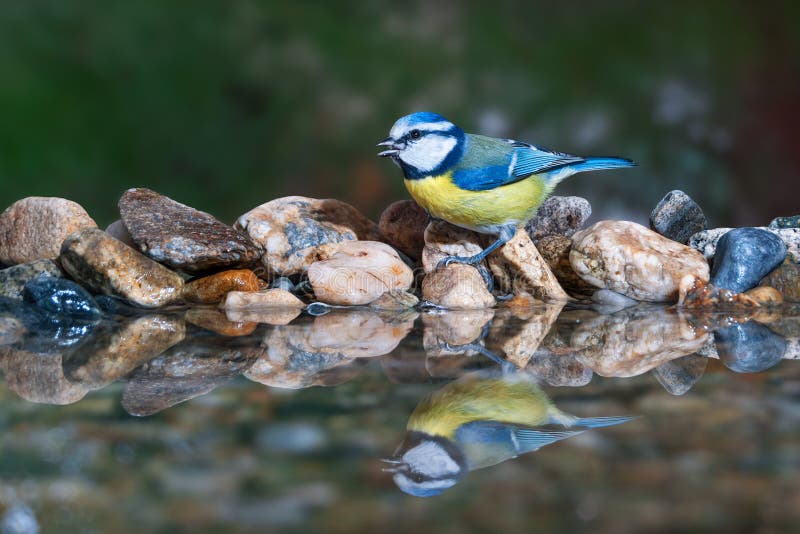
[1,0,798,227]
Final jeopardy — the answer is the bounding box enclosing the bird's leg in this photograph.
[435,224,517,289]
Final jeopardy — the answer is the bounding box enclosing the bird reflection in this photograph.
[386,368,634,497]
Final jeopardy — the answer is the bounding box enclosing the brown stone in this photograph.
[59,228,184,308]
[104,220,135,247]
[760,262,800,302]
[422,264,495,309]
[0,348,89,405]
[491,303,564,368]
[221,288,305,310]
[421,220,486,273]
[119,188,262,273]
[182,269,260,304]
[536,234,596,296]
[0,197,97,265]
[369,290,420,310]
[422,309,495,356]
[378,200,428,260]
[185,307,258,337]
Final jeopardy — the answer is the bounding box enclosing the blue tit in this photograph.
[385,370,634,497]
[378,112,635,270]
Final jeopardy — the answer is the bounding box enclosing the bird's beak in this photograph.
[377,136,401,157]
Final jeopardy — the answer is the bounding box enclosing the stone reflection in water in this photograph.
[0,349,89,405]
[715,321,787,373]
[386,369,634,497]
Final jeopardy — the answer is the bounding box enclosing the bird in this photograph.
[378,112,635,272]
[384,370,634,497]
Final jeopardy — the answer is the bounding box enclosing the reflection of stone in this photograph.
[652,354,707,395]
[0,348,89,405]
[185,307,257,337]
[122,340,258,416]
[63,315,185,390]
[488,304,564,368]
[525,350,593,387]
[422,309,494,356]
[715,321,786,373]
[569,308,708,377]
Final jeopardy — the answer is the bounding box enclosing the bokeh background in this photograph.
[1,0,799,227]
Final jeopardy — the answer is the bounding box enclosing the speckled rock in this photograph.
[649,190,707,244]
[379,200,428,260]
[689,227,800,263]
[422,264,495,309]
[715,321,786,373]
[760,262,800,302]
[236,196,381,276]
[710,227,785,293]
[487,229,569,301]
[104,220,135,247]
[369,290,419,310]
[531,234,595,296]
[421,220,486,273]
[185,307,258,337]
[769,215,800,229]
[422,309,495,356]
[492,303,563,368]
[0,349,89,405]
[651,354,707,396]
[525,196,592,241]
[182,269,260,304]
[221,288,305,310]
[0,260,63,300]
[308,241,413,306]
[526,351,593,387]
[22,276,100,320]
[571,220,710,302]
[119,188,262,273]
[59,228,184,308]
[0,197,97,265]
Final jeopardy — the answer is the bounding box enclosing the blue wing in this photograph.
[509,142,585,177]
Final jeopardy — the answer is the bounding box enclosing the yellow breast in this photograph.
[404,173,549,232]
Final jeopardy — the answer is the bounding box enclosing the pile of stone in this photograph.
[0,187,797,314]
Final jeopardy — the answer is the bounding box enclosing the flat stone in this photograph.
[525,196,592,241]
[22,276,100,320]
[236,196,381,276]
[769,215,800,229]
[421,220,486,273]
[535,235,596,296]
[59,228,184,308]
[759,261,800,303]
[308,241,413,305]
[369,290,419,310]
[715,321,786,373]
[221,288,305,310]
[422,264,495,309]
[689,227,800,263]
[119,188,262,273]
[0,197,97,265]
[104,220,135,247]
[0,260,63,300]
[185,307,258,337]
[649,190,707,244]
[651,354,707,396]
[182,269,260,304]
[710,228,785,293]
[379,200,428,260]
[571,220,710,302]
[0,348,89,405]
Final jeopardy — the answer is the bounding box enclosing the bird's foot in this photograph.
[436,255,494,292]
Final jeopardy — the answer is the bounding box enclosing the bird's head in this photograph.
[378,112,465,179]
[382,431,467,498]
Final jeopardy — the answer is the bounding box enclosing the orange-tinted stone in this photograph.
[183,269,260,304]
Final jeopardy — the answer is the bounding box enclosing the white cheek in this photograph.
[400,136,457,172]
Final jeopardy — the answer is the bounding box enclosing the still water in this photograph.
[1,301,799,533]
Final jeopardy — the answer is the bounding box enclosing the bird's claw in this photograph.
[435,256,494,292]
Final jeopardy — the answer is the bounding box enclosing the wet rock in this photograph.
[743,286,782,306]
[104,219,135,247]
[525,351,593,387]
[59,228,184,308]
[649,190,707,244]
[225,307,303,326]
[222,288,305,310]
[63,314,185,390]
[182,269,260,304]
[369,290,419,310]
[185,307,257,337]
[0,315,24,346]
[571,220,710,302]
[422,264,495,309]
[535,235,595,296]
[0,297,96,354]
[379,200,428,260]
[122,342,257,416]
[119,188,262,273]
[525,196,592,241]
[487,229,568,301]
[651,354,707,396]
[0,259,63,299]
[236,196,381,276]
[591,289,638,313]
[759,262,800,302]
[715,321,786,373]
[421,220,486,273]
[308,241,413,305]
[710,227,785,293]
[679,278,764,309]
[22,276,100,320]
[0,197,97,265]
[270,276,296,292]
[0,348,90,405]
[769,215,800,229]
[94,295,146,317]
[570,308,708,377]
[689,227,800,263]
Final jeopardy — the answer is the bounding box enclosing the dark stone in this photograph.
[649,190,707,244]
[0,259,63,299]
[715,321,786,373]
[119,187,262,273]
[760,262,800,302]
[769,215,800,229]
[651,354,707,395]
[94,295,147,316]
[710,228,786,293]
[22,275,100,320]
[525,196,591,241]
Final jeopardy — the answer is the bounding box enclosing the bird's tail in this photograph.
[571,157,637,172]
[573,415,638,429]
